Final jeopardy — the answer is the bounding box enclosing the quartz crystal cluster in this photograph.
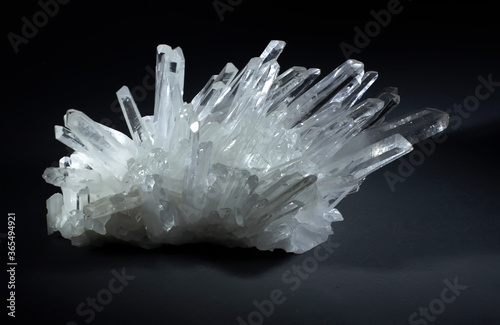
[42,41,449,253]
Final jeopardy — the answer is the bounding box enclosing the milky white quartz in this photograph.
[42,41,449,253]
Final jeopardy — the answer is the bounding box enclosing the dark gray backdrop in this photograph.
[2,1,499,324]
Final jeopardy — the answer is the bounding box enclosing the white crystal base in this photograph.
[43,41,448,253]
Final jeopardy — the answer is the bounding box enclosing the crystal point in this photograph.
[117,86,153,148]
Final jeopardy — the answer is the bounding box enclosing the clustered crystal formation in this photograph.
[43,41,449,253]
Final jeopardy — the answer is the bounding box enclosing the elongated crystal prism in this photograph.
[116,86,153,148]
[193,62,238,120]
[154,45,185,150]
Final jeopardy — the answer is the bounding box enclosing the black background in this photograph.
[2,0,500,324]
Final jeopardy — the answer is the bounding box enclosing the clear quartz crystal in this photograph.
[116,86,153,149]
[43,40,449,253]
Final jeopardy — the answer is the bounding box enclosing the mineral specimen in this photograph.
[42,41,449,253]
